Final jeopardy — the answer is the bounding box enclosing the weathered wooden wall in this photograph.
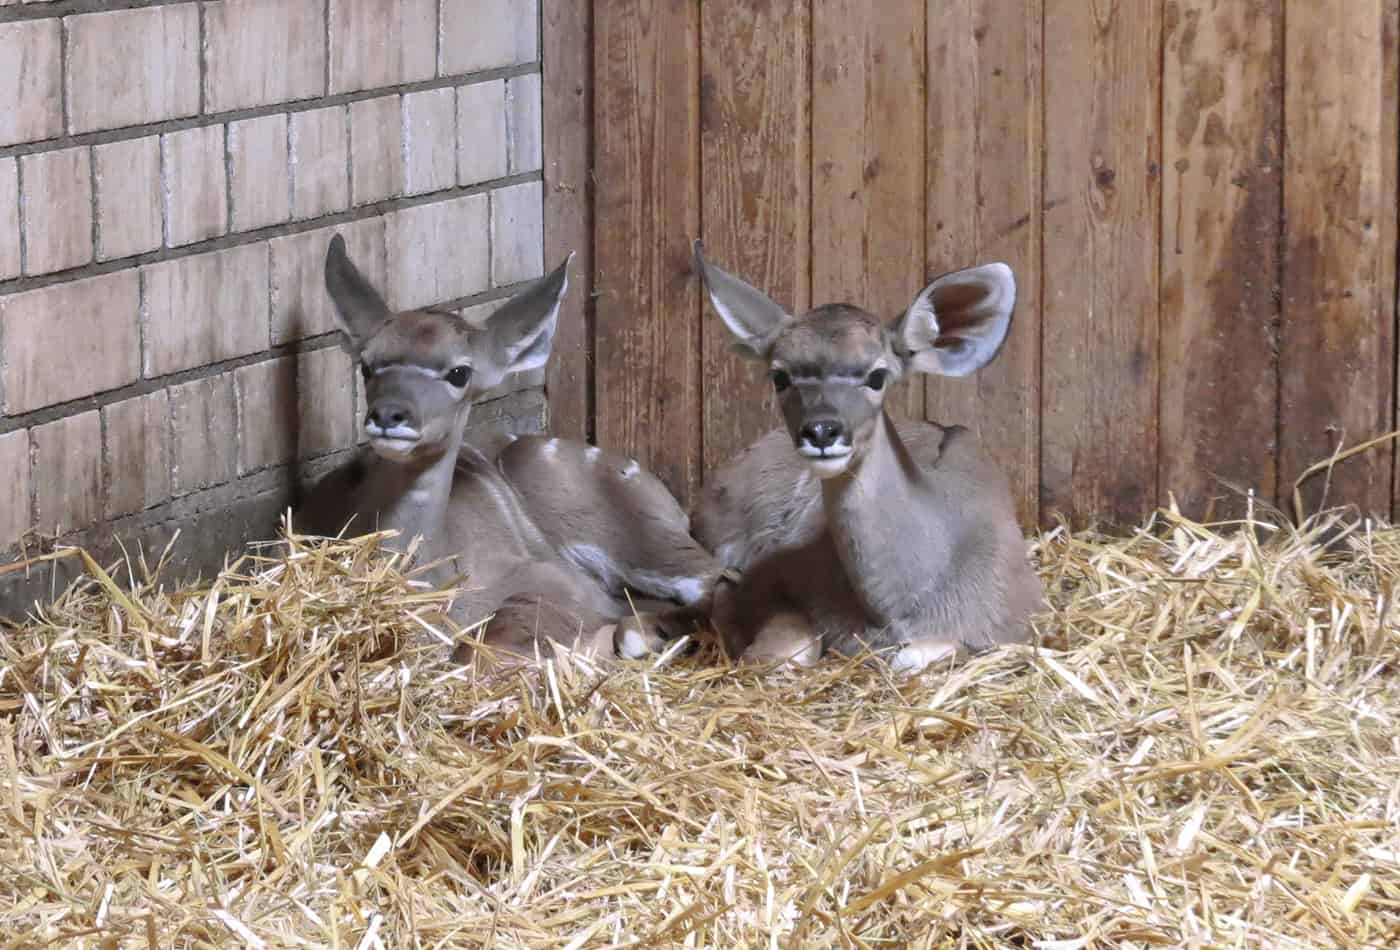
[545,0,1400,527]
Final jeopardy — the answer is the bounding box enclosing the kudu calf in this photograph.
[298,234,721,662]
[691,242,1044,674]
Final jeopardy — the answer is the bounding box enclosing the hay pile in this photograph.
[2,505,1398,948]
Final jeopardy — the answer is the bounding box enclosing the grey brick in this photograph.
[204,0,326,112]
[142,243,270,376]
[0,158,19,279]
[169,374,238,494]
[349,95,403,206]
[506,73,543,173]
[441,0,538,74]
[0,430,31,552]
[0,19,62,146]
[103,389,171,518]
[234,356,298,473]
[403,87,457,196]
[490,180,543,287]
[66,6,200,134]
[32,411,103,536]
[290,106,349,220]
[328,0,436,95]
[0,271,141,413]
[298,346,356,458]
[387,194,489,310]
[228,113,291,232]
[162,125,228,247]
[456,80,507,186]
[94,136,163,260]
[19,147,93,275]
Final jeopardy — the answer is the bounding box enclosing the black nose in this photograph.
[367,403,415,430]
[801,419,844,449]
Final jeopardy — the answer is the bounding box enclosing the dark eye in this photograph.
[865,369,889,391]
[771,369,792,392]
[360,361,373,382]
[444,365,472,388]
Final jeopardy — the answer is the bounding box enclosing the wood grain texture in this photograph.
[811,0,926,421]
[1159,0,1282,519]
[579,0,1400,527]
[699,0,811,480]
[925,0,1043,527]
[542,0,593,442]
[1281,0,1397,518]
[593,0,702,502]
[1040,0,1162,529]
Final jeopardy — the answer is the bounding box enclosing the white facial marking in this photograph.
[806,456,853,479]
[378,364,445,379]
[621,459,640,479]
[797,443,852,460]
[542,438,559,456]
[368,437,419,463]
[365,418,422,463]
[365,422,421,441]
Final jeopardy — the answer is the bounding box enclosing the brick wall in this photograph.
[0,0,549,615]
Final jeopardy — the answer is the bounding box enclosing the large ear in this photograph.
[693,240,791,359]
[477,252,572,382]
[324,233,392,350]
[891,262,1016,377]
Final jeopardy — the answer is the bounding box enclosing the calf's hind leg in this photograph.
[449,593,616,668]
[497,436,726,607]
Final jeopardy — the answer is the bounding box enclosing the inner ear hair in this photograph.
[893,261,1016,377]
[693,240,791,358]
[479,253,572,377]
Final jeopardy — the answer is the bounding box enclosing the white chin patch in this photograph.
[806,455,852,479]
[369,436,420,461]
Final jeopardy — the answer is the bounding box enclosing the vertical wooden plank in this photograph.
[1393,4,1400,524]
[1159,1,1282,520]
[810,0,926,421]
[925,0,1044,527]
[542,0,592,442]
[1281,0,1397,518]
[593,0,702,502]
[699,0,810,479]
[1041,0,1162,528]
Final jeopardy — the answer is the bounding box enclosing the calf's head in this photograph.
[693,241,1016,478]
[324,233,570,462]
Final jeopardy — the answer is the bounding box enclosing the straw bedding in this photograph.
[2,503,1398,948]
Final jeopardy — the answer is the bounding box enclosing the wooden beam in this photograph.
[925,0,1044,528]
[593,0,702,502]
[542,0,593,441]
[1159,0,1283,520]
[1281,0,1398,519]
[1041,0,1162,528]
[699,0,811,482]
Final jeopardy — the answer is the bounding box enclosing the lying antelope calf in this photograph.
[691,242,1044,674]
[298,235,720,662]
